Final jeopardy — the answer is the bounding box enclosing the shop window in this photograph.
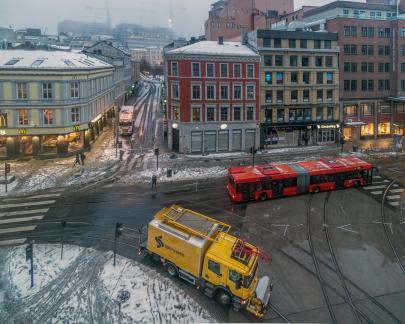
[18,109,29,126]
[0,112,7,127]
[0,136,6,157]
[361,104,372,116]
[361,123,374,136]
[378,122,390,135]
[68,132,84,152]
[394,126,404,136]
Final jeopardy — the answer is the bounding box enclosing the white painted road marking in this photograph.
[387,195,401,200]
[370,191,383,195]
[0,193,61,202]
[0,225,36,234]
[390,189,404,193]
[0,200,55,209]
[337,224,359,234]
[365,185,389,190]
[390,202,400,206]
[0,215,44,225]
[0,208,49,218]
[0,238,27,246]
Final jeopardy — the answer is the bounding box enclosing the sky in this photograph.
[0,0,364,37]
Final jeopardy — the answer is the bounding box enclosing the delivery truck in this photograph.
[139,205,272,318]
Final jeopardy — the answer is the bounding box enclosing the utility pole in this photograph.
[250,146,257,167]
[60,220,66,260]
[114,223,123,267]
[25,242,34,288]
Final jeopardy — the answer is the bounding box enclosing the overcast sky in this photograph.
[0,0,364,37]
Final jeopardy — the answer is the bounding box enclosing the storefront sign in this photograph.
[88,122,94,128]
[18,129,27,135]
[73,125,80,132]
[319,125,336,129]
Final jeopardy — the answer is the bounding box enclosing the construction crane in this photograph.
[139,0,186,30]
[86,1,112,29]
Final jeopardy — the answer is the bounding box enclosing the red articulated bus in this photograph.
[227,157,373,202]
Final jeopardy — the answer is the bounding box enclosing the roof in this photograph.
[304,0,397,18]
[0,50,113,70]
[256,29,338,41]
[166,41,259,58]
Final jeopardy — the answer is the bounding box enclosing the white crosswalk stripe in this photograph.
[0,192,61,245]
[370,191,383,195]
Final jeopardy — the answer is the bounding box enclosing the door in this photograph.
[191,131,203,153]
[271,180,283,197]
[204,131,217,153]
[245,129,256,151]
[172,128,179,152]
[204,259,223,286]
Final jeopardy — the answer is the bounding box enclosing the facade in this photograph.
[0,50,115,158]
[114,24,174,49]
[302,0,405,141]
[249,29,340,148]
[165,40,260,154]
[205,0,294,41]
[57,20,111,37]
[83,41,133,107]
[131,47,163,66]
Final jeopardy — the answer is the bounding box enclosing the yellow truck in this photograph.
[139,205,272,318]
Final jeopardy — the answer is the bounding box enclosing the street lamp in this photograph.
[220,123,228,130]
[172,123,178,129]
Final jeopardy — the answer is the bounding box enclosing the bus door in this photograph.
[271,180,283,197]
[241,183,257,201]
[335,173,344,189]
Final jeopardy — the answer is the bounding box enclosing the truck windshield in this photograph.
[243,262,258,288]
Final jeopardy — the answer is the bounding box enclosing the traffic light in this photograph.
[115,223,123,238]
[5,163,10,174]
[25,244,33,261]
[154,148,160,156]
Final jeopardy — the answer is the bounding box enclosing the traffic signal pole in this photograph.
[114,223,123,267]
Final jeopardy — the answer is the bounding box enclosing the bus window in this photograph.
[262,179,271,190]
[283,178,297,187]
[310,176,320,184]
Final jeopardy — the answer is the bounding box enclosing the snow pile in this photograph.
[5,244,83,299]
[123,166,228,183]
[1,244,214,323]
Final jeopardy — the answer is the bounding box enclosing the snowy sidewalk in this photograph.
[0,244,214,323]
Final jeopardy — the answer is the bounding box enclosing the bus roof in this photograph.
[229,157,372,183]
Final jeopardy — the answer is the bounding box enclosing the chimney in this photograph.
[218,36,224,45]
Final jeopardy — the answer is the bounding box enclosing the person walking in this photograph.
[151,174,157,192]
[80,153,86,166]
[74,153,81,167]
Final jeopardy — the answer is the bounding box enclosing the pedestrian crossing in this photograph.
[0,188,63,246]
[362,175,404,207]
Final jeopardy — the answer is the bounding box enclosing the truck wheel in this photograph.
[216,290,231,306]
[166,263,178,277]
[259,193,268,201]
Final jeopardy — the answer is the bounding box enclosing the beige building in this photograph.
[131,47,163,66]
[0,50,115,158]
[248,29,340,147]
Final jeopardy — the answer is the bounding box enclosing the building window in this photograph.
[276,72,284,84]
[291,90,298,102]
[275,55,283,66]
[300,39,307,49]
[327,107,334,120]
[302,56,309,67]
[171,62,178,76]
[206,63,214,77]
[401,80,405,91]
[401,28,405,37]
[18,109,29,126]
[288,39,296,48]
[316,72,323,84]
[171,83,179,99]
[344,26,357,37]
[302,90,309,102]
[314,40,321,49]
[327,89,333,101]
[233,106,241,121]
[274,38,282,48]
[291,72,298,84]
[172,105,179,120]
[246,84,255,100]
[344,105,357,116]
[351,45,357,55]
[316,107,323,120]
[368,63,374,72]
[192,84,201,100]
[220,85,229,99]
[233,84,242,99]
[317,90,323,102]
[233,64,242,78]
[290,55,298,67]
[220,106,228,121]
[343,9,349,16]
[326,72,333,84]
[42,83,53,99]
[264,72,272,84]
[192,62,200,77]
[277,109,284,122]
[264,55,272,66]
[344,62,350,72]
[220,63,228,78]
[361,104,372,115]
[206,84,215,100]
[265,90,273,103]
[378,122,390,135]
[401,63,405,73]
[71,107,80,122]
[351,80,357,91]
[276,90,283,103]
[70,82,79,98]
[303,72,309,84]
[361,80,368,91]
[246,106,254,121]
[247,64,254,78]
[315,56,323,67]
[324,40,332,49]
[206,106,215,121]
[43,109,53,125]
[17,82,28,99]
[192,107,201,122]
[325,56,333,67]
[263,38,271,47]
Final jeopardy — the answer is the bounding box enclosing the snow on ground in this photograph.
[5,244,83,299]
[122,166,228,184]
[1,244,214,323]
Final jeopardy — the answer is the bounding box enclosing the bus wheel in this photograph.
[166,263,178,277]
[314,187,321,193]
[259,193,268,201]
[216,290,231,306]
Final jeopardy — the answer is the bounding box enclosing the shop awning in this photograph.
[345,121,366,126]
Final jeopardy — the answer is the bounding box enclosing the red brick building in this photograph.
[205,0,294,42]
[164,39,260,153]
[303,0,405,143]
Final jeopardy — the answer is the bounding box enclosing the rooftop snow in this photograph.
[0,50,113,69]
[167,41,259,57]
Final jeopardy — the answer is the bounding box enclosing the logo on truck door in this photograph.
[155,236,164,248]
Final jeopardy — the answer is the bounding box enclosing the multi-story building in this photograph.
[302,0,405,142]
[131,47,163,66]
[248,29,340,147]
[205,0,294,41]
[83,41,132,107]
[0,50,115,159]
[164,39,260,153]
[57,20,111,37]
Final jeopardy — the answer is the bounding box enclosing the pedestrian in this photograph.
[151,174,157,192]
[74,153,81,166]
[80,153,86,166]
